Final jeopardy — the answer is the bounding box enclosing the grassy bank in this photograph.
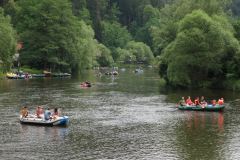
[20,67,43,74]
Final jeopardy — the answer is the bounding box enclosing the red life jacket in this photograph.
[218,99,223,105]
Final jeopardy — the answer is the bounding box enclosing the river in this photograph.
[0,68,240,159]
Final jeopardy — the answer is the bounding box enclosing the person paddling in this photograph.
[179,97,186,106]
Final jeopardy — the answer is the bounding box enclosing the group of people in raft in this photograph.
[21,106,60,120]
[179,96,224,107]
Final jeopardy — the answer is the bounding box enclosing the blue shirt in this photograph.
[44,110,51,120]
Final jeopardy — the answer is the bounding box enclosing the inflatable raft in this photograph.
[20,115,69,126]
[178,105,225,111]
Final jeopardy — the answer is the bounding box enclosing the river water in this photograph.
[0,68,240,160]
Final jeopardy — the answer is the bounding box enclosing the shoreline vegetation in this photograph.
[2,66,240,92]
[2,0,240,91]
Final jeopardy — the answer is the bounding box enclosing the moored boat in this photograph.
[32,74,45,77]
[178,105,225,111]
[53,73,71,77]
[7,73,26,79]
[20,115,69,126]
[43,70,51,75]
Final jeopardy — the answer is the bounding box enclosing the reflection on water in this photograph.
[185,111,224,135]
[1,69,240,159]
[174,111,226,160]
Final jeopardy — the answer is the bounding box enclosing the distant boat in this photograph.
[6,73,25,79]
[43,70,51,75]
[32,74,45,77]
[135,69,143,73]
[53,73,71,77]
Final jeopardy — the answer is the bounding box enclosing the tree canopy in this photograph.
[0,7,17,75]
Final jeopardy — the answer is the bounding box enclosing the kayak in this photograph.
[178,105,225,111]
[20,115,69,126]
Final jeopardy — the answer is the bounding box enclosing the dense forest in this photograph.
[1,0,240,88]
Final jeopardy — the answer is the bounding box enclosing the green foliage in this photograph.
[162,10,239,86]
[104,3,121,22]
[20,66,43,74]
[143,4,160,24]
[102,21,132,60]
[0,7,17,75]
[3,0,20,27]
[134,4,161,55]
[151,0,231,57]
[116,48,136,64]
[123,41,154,64]
[96,43,114,67]
[14,0,99,72]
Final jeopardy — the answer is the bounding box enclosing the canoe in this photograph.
[178,105,225,111]
[20,115,69,126]
[53,73,71,77]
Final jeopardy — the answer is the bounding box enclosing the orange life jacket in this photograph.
[195,99,200,105]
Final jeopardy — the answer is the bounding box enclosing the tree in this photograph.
[15,0,86,72]
[96,43,114,67]
[116,47,136,64]
[161,10,239,86]
[102,21,132,60]
[69,0,92,25]
[3,0,20,27]
[104,2,121,22]
[134,4,161,55]
[0,7,17,75]
[123,41,154,63]
[151,0,231,56]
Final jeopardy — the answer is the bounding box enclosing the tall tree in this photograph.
[0,7,17,74]
[87,0,109,42]
[134,4,161,56]
[161,10,239,86]
[15,0,85,72]
[102,21,132,60]
[123,41,154,63]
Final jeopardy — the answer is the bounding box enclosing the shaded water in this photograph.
[0,69,240,159]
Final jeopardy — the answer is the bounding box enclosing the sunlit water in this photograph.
[0,69,240,159]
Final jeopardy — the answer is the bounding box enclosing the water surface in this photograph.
[0,69,240,159]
